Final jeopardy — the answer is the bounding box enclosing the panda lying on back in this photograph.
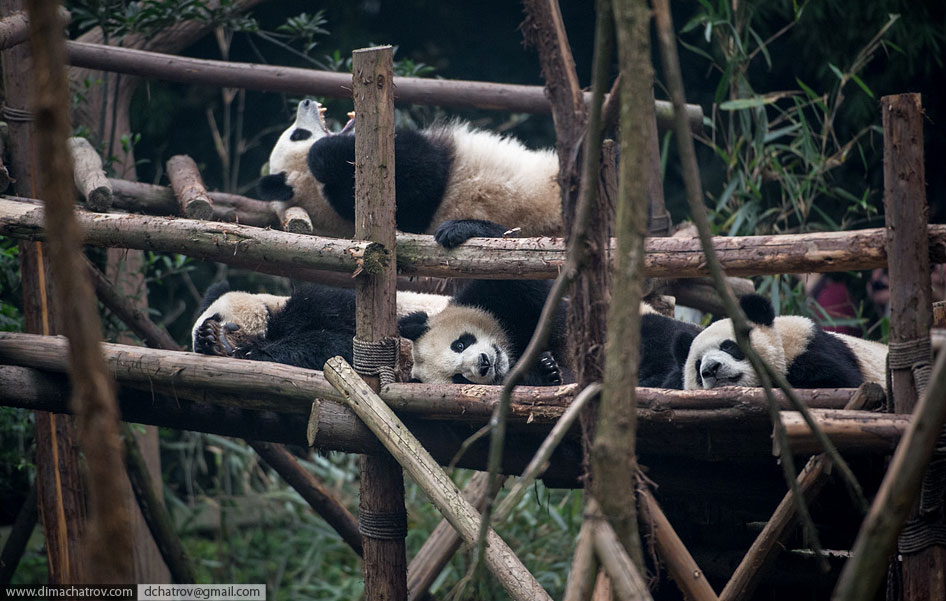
[257,99,562,238]
[676,294,887,389]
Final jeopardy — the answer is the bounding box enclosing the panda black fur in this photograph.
[192,282,449,371]
[639,306,703,389]
[258,100,562,238]
[398,219,567,386]
[679,294,887,390]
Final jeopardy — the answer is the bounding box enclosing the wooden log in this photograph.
[4,197,946,280]
[882,92,943,601]
[62,40,702,133]
[719,383,882,601]
[563,519,599,601]
[27,0,132,582]
[109,178,279,228]
[781,409,910,454]
[276,205,312,234]
[248,441,362,557]
[832,344,946,601]
[933,302,946,329]
[0,365,585,485]
[638,488,718,601]
[588,500,653,601]
[324,357,553,601]
[123,424,195,583]
[68,137,112,211]
[0,129,10,193]
[406,471,492,601]
[352,46,407,601]
[165,155,213,220]
[0,7,66,50]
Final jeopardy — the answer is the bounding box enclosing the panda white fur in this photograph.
[679,294,887,390]
[257,99,562,238]
[397,219,567,386]
[192,281,449,370]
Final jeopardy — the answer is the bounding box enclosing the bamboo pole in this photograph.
[721,383,884,601]
[352,46,407,601]
[62,40,702,132]
[324,357,553,601]
[68,137,112,211]
[166,155,213,220]
[27,0,132,582]
[4,198,946,280]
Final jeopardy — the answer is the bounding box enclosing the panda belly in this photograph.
[425,127,562,237]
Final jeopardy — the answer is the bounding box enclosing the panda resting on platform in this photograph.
[192,282,449,371]
[257,99,562,238]
[677,294,887,390]
[398,219,567,386]
[639,304,703,389]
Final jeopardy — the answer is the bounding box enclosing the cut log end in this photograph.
[85,185,113,212]
[183,198,213,221]
[279,206,312,234]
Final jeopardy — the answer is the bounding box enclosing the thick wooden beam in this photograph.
[62,40,702,132]
[5,198,946,280]
[881,92,944,601]
[166,155,214,220]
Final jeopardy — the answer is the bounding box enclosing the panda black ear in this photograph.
[739,294,775,327]
[258,172,294,202]
[398,311,430,341]
[671,330,696,364]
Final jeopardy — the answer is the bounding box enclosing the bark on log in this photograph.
[588,499,653,601]
[109,178,279,228]
[276,205,312,234]
[563,519,599,601]
[166,155,213,221]
[6,198,945,280]
[63,40,702,132]
[324,357,553,601]
[0,7,65,50]
[406,471,492,601]
[68,136,111,211]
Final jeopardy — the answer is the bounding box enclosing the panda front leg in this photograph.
[518,351,563,386]
[194,319,248,357]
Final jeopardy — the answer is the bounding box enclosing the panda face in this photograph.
[682,316,786,390]
[268,99,329,174]
[409,305,512,385]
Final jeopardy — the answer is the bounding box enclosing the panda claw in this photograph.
[194,319,242,357]
[538,351,562,386]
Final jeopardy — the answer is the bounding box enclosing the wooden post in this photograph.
[68,136,112,211]
[882,93,944,600]
[351,45,406,601]
[0,0,88,584]
[166,154,213,220]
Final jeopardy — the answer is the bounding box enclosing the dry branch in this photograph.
[68,137,112,211]
[832,345,946,601]
[26,0,132,582]
[4,198,945,279]
[166,155,213,220]
[563,519,599,601]
[109,178,279,228]
[63,40,701,132]
[588,500,653,601]
[324,357,553,601]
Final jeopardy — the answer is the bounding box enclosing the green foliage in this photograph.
[0,239,23,332]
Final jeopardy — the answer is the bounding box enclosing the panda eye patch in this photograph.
[719,339,745,360]
[694,357,703,386]
[451,333,477,353]
[290,128,312,141]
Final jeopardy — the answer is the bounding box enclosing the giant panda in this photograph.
[257,99,562,238]
[639,304,703,389]
[192,281,449,370]
[678,294,887,390]
[397,219,567,386]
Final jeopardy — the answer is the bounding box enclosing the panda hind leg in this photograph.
[194,320,250,356]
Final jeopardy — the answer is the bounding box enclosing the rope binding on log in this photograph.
[352,335,400,387]
[358,509,408,540]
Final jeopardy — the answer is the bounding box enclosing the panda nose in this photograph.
[701,359,721,379]
[478,353,491,377]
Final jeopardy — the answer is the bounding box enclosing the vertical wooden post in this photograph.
[883,93,944,601]
[352,45,407,601]
[0,0,87,585]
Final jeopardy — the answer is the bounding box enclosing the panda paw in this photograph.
[194,319,241,356]
[537,351,563,386]
[434,219,510,249]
